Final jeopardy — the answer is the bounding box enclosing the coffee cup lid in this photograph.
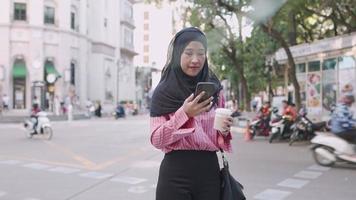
[215,108,232,115]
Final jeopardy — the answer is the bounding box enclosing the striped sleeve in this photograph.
[150,106,195,150]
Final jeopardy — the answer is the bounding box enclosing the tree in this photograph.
[187,0,252,110]
[217,0,303,109]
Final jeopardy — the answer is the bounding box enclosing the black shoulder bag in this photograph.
[220,149,246,200]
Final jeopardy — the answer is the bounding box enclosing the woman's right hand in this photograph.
[183,92,213,118]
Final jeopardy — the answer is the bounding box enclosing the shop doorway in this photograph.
[12,59,27,109]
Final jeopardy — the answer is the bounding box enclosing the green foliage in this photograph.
[144,0,355,103]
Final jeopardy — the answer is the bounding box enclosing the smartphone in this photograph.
[194,82,216,103]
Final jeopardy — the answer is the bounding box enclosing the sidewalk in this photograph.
[0,109,87,124]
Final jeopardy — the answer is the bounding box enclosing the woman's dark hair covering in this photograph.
[150,27,222,117]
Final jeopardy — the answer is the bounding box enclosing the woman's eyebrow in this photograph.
[184,48,205,51]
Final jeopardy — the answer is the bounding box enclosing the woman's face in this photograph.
[180,41,206,77]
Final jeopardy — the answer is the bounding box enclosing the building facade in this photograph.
[133,0,184,110]
[0,0,136,112]
[274,32,356,119]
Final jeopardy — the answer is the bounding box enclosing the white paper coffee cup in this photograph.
[214,108,232,132]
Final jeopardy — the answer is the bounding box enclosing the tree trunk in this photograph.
[288,12,297,45]
[237,13,251,111]
[260,24,301,110]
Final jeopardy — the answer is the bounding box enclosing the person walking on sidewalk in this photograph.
[2,94,9,111]
[150,27,233,200]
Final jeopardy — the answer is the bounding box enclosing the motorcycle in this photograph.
[112,105,126,119]
[289,108,327,146]
[269,108,295,143]
[311,131,356,166]
[249,114,270,139]
[24,111,53,140]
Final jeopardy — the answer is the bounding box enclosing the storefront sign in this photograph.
[275,33,356,61]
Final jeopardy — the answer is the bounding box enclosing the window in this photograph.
[124,29,133,48]
[44,6,55,24]
[338,56,355,69]
[144,23,149,31]
[14,3,27,21]
[104,18,108,27]
[123,2,133,20]
[71,12,76,30]
[144,56,149,64]
[308,61,320,72]
[144,45,149,53]
[144,34,149,41]
[144,11,149,20]
[296,63,306,73]
[70,62,75,86]
[322,58,337,70]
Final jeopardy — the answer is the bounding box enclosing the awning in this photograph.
[12,62,27,78]
[45,62,61,77]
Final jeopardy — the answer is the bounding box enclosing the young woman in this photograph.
[150,27,233,200]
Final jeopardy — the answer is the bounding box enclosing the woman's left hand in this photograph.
[220,116,233,135]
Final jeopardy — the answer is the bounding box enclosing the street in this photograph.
[0,116,355,200]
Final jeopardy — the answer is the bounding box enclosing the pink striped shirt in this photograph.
[150,92,232,153]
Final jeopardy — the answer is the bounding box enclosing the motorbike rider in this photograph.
[259,101,271,128]
[282,100,297,121]
[30,103,41,133]
[115,103,126,118]
[331,93,356,144]
[280,100,297,135]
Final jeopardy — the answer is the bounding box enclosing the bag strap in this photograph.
[219,149,229,168]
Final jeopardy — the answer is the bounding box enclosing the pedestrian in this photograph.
[2,94,9,111]
[54,95,60,116]
[94,100,102,117]
[150,27,233,200]
[251,99,257,112]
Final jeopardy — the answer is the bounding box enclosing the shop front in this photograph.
[12,59,27,109]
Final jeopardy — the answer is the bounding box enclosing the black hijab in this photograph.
[150,27,222,117]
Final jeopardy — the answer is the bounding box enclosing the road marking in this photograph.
[277,178,309,189]
[131,160,160,168]
[0,160,22,165]
[0,155,87,169]
[44,141,98,169]
[110,176,147,185]
[307,164,330,172]
[79,172,114,179]
[294,170,323,179]
[254,189,291,200]
[128,186,149,194]
[0,191,7,197]
[23,163,51,170]
[93,145,154,170]
[48,167,81,174]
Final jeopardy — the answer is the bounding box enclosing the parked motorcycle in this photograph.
[249,115,270,139]
[311,131,356,166]
[289,108,327,146]
[269,108,295,143]
[24,111,53,140]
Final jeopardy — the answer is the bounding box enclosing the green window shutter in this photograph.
[12,62,27,78]
[45,62,61,77]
